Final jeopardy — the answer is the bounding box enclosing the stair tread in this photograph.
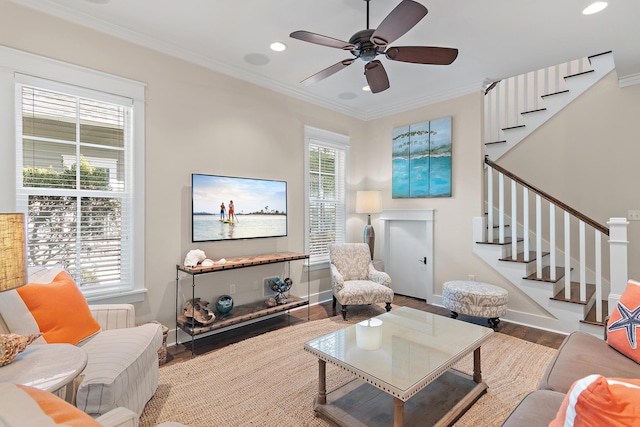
[485,140,506,145]
[541,89,570,98]
[499,251,549,263]
[564,69,595,79]
[501,124,526,131]
[550,282,596,305]
[521,108,547,115]
[524,266,569,283]
[581,300,609,327]
[476,237,523,245]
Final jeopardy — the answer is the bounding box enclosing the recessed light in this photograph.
[362,85,371,92]
[270,42,287,52]
[244,53,270,66]
[583,2,607,15]
[338,92,357,100]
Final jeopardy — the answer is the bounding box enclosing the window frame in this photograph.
[1,46,146,304]
[304,125,350,268]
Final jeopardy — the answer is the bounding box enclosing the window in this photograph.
[304,126,349,265]
[1,48,146,303]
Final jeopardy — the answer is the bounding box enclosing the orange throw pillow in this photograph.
[550,375,640,427]
[19,384,101,426]
[607,280,640,363]
[17,270,100,345]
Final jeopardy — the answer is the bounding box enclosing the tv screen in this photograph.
[192,174,287,242]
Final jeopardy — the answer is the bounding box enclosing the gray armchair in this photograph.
[329,243,394,320]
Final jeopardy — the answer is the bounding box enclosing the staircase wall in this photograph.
[497,71,640,286]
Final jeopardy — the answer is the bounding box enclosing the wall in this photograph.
[500,71,640,284]
[348,93,550,316]
[0,1,563,333]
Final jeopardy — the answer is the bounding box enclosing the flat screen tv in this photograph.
[192,174,287,242]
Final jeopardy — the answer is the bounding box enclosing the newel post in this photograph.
[608,218,629,314]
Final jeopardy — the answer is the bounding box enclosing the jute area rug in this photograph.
[140,305,556,427]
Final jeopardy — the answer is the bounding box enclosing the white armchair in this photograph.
[0,267,163,418]
[329,243,394,320]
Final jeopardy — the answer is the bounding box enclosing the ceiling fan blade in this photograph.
[370,0,428,48]
[301,59,355,86]
[385,46,459,65]
[364,60,390,93]
[290,30,356,50]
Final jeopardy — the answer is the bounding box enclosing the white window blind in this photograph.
[305,126,349,265]
[16,83,133,291]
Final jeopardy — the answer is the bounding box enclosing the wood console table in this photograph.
[176,252,309,355]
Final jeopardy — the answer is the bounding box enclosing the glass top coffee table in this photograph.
[304,307,494,427]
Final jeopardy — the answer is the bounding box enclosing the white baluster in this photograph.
[549,204,556,281]
[511,180,517,260]
[536,195,542,278]
[487,167,493,242]
[579,220,586,302]
[523,187,530,261]
[564,212,571,300]
[595,230,602,322]
[499,172,505,243]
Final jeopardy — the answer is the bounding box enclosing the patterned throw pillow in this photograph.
[550,375,640,426]
[607,279,640,363]
[16,270,101,345]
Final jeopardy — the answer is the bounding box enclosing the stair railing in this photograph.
[484,157,624,323]
[484,57,591,144]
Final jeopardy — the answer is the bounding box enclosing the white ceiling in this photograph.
[12,0,640,120]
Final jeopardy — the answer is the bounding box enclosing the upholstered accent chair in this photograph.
[0,266,163,418]
[328,243,394,320]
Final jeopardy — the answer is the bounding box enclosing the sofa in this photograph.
[0,266,163,418]
[502,331,640,426]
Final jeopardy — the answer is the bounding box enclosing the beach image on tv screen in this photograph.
[192,174,287,242]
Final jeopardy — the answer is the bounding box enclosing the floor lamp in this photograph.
[0,213,28,293]
[355,191,382,260]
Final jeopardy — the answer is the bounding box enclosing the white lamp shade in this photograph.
[355,191,382,214]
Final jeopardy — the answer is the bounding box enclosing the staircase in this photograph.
[484,51,615,161]
[476,51,628,335]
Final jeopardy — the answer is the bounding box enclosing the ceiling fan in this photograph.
[290,0,458,94]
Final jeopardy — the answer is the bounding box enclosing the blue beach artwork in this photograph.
[392,116,452,198]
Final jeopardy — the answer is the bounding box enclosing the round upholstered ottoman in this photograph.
[442,280,508,330]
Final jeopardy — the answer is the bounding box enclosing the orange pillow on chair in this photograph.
[17,270,100,345]
[607,280,640,363]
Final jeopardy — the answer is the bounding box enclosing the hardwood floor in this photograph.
[165,295,567,367]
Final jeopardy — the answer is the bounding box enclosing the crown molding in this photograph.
[619,72,640,88]
[10,0,481,121]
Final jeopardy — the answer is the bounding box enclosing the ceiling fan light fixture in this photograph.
[583,2,608,15]
[270,42,287,52]
[362,85,371,92]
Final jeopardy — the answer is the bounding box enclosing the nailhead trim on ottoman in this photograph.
[442,280,508,329]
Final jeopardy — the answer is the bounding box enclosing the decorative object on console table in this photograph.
[355,190,382,260]
[216,295,234,314]
[269,277,293,304]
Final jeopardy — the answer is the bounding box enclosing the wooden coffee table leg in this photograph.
[473,347,482,383]
[394,397,404,427]
[318,359,327,404]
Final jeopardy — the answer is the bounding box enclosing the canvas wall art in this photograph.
[392,116,452,198]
